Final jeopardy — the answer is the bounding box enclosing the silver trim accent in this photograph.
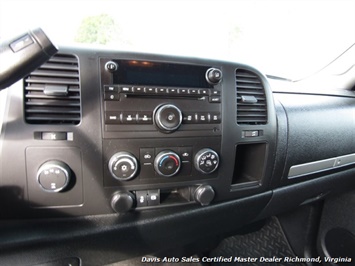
[108,152,138,180]
[288,153,355,179]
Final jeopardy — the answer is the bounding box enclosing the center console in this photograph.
[100,58,223,211]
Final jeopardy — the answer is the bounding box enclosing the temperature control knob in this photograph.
[37,161,71,192]
[154,151,181,177]
[154,104,182,133]
[109,152,138,181]
[194,148,219,174]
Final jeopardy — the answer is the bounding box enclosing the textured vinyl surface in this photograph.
[210,217,305,266]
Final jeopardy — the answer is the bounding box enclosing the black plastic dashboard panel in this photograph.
[1,46,355,265]
[0,46,277,219]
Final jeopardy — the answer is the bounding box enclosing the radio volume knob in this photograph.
[154,104,182,133]
[109,152,138,181]
[194,148,219,174]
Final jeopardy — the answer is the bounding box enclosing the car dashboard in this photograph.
[0,46,355,265]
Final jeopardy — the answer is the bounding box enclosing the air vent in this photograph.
[236,69,267,125]
[24,54,81,124]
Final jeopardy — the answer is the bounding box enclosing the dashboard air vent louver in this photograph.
[24,54,81,124]
[236,69,267,125]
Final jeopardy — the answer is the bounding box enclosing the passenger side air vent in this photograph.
[24,54,81,124]
[236,69,267,125]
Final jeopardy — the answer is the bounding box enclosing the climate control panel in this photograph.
[103,138,220,187]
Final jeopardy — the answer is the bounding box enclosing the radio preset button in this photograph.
[105,112,121,124]
[138,111,152,124]
[157,88,167,94]
[188,89,199,95]
[121,112,137,124]
[210,113,221,123]
[104,85,119,92]
[133,86,144,93]
[145,87,156,94]
[198,89,209,95]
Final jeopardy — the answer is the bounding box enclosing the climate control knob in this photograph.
[154,151,181,177]
[37,161,71,192]
[194,148,219,174]
[154,104,182,133]
[109,152,138,181]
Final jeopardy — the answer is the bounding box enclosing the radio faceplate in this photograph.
[100,58,222,139]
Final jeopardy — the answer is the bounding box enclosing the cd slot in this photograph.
[125,93,205,101]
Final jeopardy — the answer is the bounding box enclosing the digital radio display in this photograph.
[112,60,212,88]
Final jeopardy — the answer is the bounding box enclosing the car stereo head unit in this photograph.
[100,58,222,139]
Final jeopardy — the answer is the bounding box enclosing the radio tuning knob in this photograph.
[154,104,183,133]
[108,152,138,181]
[206,68,222,84]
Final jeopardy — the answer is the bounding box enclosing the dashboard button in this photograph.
[178,147,192,162]
[136,190,148,207]
[209,96,221,103]
[157,88,167,94]
[105,112,121,124]
[104,85,118,92]
[211,90,221,96]
[197,113,209,123]
[147,190,160,206]
[179,88,188,95]
[121,86,132,93]
[188,89,199,95]
[145,87,156,94]
[133,86,144,93]
[42,132,67,141]
[210,113,221,123]
[121,112,137,124]
[140,148,155,164]
[198,89,209,95]
[183,113,196,124]
[137,111,152,124]
[104,92,119,101]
